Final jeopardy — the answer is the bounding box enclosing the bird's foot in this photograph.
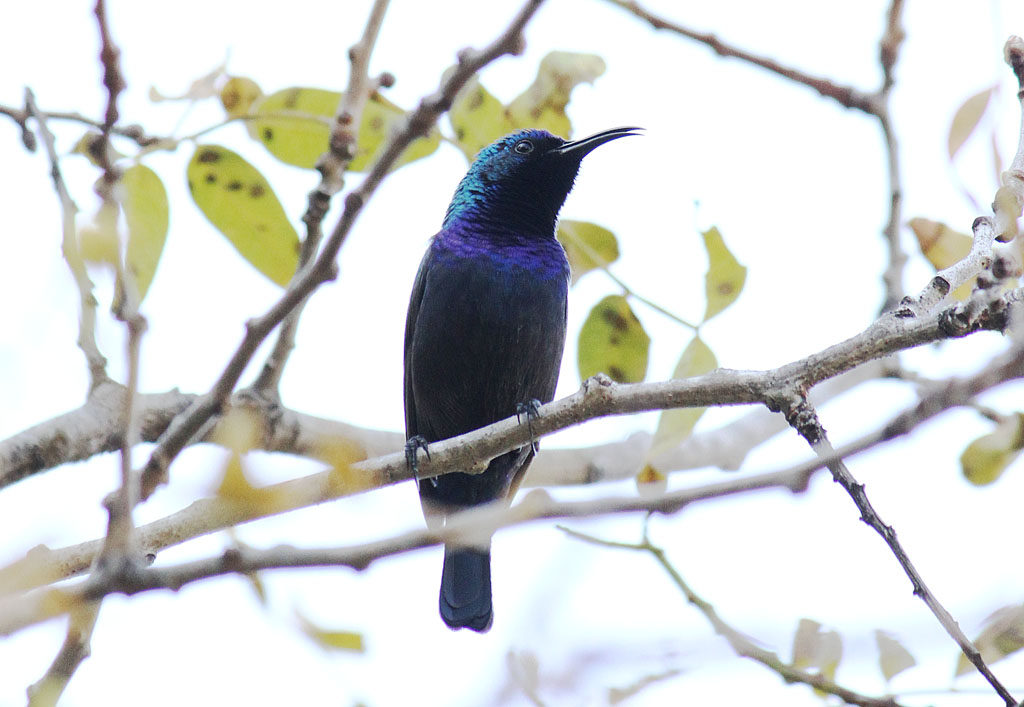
[405,435,433,485]
[516,399,542,454]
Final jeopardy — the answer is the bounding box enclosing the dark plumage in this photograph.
[404,127,640,632]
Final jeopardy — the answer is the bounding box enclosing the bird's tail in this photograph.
[440,545,493,632]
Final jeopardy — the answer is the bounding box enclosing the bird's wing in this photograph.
[403,243,433,440]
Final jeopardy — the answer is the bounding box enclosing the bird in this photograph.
[404,126,641,632]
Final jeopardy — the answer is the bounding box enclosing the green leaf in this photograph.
[948,87,994,160]
[507,51,606,138]
[187,144,299,286]
[875,630,916,682]
[577,295,650,383]
[648,336,718,460]
[448,75,514,161]
[557,220,620,285]
[960,413,1024,486]
[119,164,169,302]
[250,87,440,171]
[220,76,263,119]
[295,609,365,653]
[955,604,1024,677]
[702,226,746,322]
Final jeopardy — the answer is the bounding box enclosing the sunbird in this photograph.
[404,127,641,631]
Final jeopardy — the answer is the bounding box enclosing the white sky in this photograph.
[2,0,1024,705]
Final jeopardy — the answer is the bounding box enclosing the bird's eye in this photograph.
[513,140,534,155]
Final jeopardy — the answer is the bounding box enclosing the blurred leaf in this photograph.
[295,609,365,653]
[577,295,650,383]
[507,51,606,138]
[648,336,718,460]
[875,630,916,682]
[221,76,264,118]
[557,219,620,285]
[245,571,268,605]
[448,74,513,161]
[702,226,746,321]
[216,452,258,501]
[792,618,843,686]
[506,650,541,700]
[948,87,994,160]
[250,87,440,171]
[119,164,169,302]
[318,437,371,494]
[635,464,667,496]
[960,413,1024,486]
[150,61,226,102]
[78,201,121,266]
[955,604,1024,676]
[187,144,299,286]
[71,131,125,166]
[212,407,263,453]
[908,217,974,300]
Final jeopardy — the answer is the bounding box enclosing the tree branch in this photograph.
[783,398,1017,705]
[251,0,393,396]
[23,91,108,388]
[562,527,906,707]
[136,0,548,501]
[2,291,1020,599]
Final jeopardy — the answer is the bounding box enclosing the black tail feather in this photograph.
[439,546,493,632]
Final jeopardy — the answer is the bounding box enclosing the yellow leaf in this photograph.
[648,336,718,460]
[295,609,365,653]
[119,164,168,302]
[187,144,299,286]
[955,604,1024,676]
[557,220,620,285]
[78,201,121,266]
[792,618,843,690]
[215,450,288,516]
[215,452,258,500]
[960,413,1024,486]
[577,295,650,384]
[250,87,439,172]
[507,51,606,138]
[702,226,746,322]
[448,74,514,161]
[948,87,994,160]
[635,464,667,496]
[220,76,263,119]
[908,217,975,300]
[212,407,263,453]
[875,630,916,682]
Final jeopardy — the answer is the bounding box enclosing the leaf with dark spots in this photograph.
[578,295,650,383]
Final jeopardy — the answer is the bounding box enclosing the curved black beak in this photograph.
[553,126,643,158]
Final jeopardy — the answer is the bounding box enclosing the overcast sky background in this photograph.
[2,1,1024,705]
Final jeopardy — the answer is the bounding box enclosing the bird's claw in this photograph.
[516,399,542,454]
[405,435,433,485]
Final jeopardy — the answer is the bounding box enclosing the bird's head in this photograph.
[444,127,641,233]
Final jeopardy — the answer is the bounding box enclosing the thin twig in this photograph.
[251,0,392,396]
[138,0,548,501]
[601,0,876,111]
[26,603,100,707]
[560,527,905,707]
[783,398,1017,706]
[92,0,126,186]
[877,0,908,312]
[23,90,108,388]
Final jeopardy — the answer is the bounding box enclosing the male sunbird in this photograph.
[404,127,640,632]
